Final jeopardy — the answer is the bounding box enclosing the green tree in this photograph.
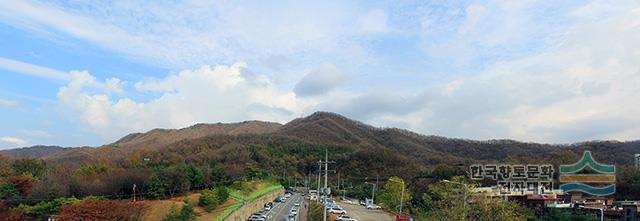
[184,164,204,189]
[210,165,228,187]
[378,176,411,214]
[147,175,167,199]
[0,182,20,207]
[11,159,46,178]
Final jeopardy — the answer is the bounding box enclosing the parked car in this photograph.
[252,212,267,219]
[395,215,413,221]
[342,199,355,205]
[366,204,381,210]
[287,214,296,221]
[248,215,265,221]
[336,215,357,221]
[328,207,347,214]
[290,208,298,215]
[359,200,366,206]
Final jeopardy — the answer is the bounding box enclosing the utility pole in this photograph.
[323,149,328,221]
[317,161,321,202]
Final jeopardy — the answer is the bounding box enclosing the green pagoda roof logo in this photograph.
[559,151,615,196]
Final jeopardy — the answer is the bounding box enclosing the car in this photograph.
[395,215,414,221]
[252,212,267,219]
[264,205,272,211]
[248,215,265,221]
[280,197,286,202]
[366,204,381,210]
[342,199,355,205]
[359,200,366,206]
[287,214,296,221]
[328,207,347,214]
[290,208,298,215]
[336,215,357,221]
[294,201,300,207]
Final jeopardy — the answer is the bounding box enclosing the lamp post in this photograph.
[388,178,406,215]
[443,180,468,220]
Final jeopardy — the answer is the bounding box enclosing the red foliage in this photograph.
[56,199,147,221]
[7,175,38,197]
[0,202,28,221]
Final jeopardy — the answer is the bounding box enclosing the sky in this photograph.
[0,0,639,149]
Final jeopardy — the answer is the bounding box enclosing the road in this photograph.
[336,202,394,221]
[267,193,306,221]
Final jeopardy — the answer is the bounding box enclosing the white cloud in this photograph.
[406,2,640,142]
[58,63,306,140]
[0,57,70,80]
[0,1,388,69]
[0,98,17,108]
[293,64,347,97]
[0,137,28,146]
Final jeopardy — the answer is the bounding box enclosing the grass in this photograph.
[214,181,283,221]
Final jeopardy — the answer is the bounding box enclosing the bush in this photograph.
[163,203,197,221]
[199,187,229,212]
[19,197,78,220]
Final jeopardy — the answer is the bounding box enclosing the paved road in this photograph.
[336,202,394,221]
[267,193,304,221]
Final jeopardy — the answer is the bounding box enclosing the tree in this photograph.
[210,165,228,187]
[147,175,167,199]
[420,176,532,221]
[11,158,46,178]
[377,176,411,214]
[7,175,38,197]
[0,182,20,207]
[184,164,204,189]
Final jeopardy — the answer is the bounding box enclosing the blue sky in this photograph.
[1,0,639,149]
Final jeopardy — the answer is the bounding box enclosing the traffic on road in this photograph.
[248,191,305,221]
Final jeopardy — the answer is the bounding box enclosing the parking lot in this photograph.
[335,201,394,221]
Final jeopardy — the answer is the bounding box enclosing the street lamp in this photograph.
[387,179,406,215]
[443,180,468,220]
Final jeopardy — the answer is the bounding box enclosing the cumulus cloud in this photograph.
[407,2,640,142]
[58,63,304,140]
[0,137,27,147]
[294,64,346,97]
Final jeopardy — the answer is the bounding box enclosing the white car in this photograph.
[328,207,347,214]
[336,215,357,221]
[342,199,355,205]
[366,204,381,210]
[294,202,300,207]
[290,208,298,215]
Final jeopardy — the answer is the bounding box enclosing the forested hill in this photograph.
[2,111,639,170]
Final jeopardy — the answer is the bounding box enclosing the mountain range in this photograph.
[2,111,639,171]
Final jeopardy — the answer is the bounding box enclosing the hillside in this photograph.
[111,120,282,151]
[2,111,639,172]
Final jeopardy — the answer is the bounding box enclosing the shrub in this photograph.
[199,187,228,212]
[163,203,197,221]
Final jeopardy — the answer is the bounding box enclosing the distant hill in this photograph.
[2,112,639,173]
[0,145,82,159]
[111,120,282,151]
